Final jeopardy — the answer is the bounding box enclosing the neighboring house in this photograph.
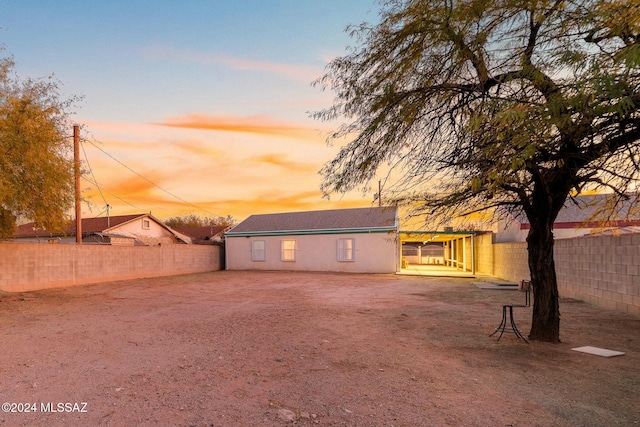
[495,194,640,242]
[13,214,192,246]
[574,226,640,238]
[172,225,230,245]
[225,206,399,273]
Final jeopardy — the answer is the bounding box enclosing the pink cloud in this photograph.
[142,46,321,83]
[155,113,328,141]
[248,154,317,174]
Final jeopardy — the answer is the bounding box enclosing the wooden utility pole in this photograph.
[74,125,82,244]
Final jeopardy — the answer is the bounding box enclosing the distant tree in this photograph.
[164,214,235,229]
[0,52,79,238]
[314,0,640,342]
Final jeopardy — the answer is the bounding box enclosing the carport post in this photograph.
[462,236,467,272]
[471,233,475,275]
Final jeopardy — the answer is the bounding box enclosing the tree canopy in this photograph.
[314,0,640,342]
[164,214,235,229]
[0,52,78,238]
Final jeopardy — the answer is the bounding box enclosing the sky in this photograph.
[1,0,381,222]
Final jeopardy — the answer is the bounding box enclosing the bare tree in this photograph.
[313,0,640,342]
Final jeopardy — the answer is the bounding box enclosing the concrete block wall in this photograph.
[492,242,530,283]
[555,234,640,316]
[474,232,494,276]
[0,243,221,292]
[480,235,640,316]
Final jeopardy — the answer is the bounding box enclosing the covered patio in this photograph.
[399,230,476,277]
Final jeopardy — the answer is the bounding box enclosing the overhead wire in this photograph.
[81,137,220,218]
[81,175,140,210]
[80,138,108,209]
[81,173,180,215]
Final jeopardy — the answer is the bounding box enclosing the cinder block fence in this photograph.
[0,243,221,292]
[476,233,640,316]
[2,234,638,316]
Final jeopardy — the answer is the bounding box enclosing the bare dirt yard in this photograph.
[0,271,638,427]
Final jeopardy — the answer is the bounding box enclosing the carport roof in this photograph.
[226,206,398,237]
[401,230,476,243]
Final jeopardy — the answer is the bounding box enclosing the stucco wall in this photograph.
[226,232,397,273]
[111,218,179,245]
[476,234,640,315]
[0,243,221,292]
[494,218,527,243]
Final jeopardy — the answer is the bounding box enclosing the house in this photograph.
[172,225,230,245]
[225,206,399,273]
[13,214,192,246]
[495,194,640,242]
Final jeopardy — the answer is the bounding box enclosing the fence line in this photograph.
[476,233,640,315]
[0,243,221,292]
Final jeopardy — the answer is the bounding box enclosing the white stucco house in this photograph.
[14,214,191,245]
[225,206,399,273]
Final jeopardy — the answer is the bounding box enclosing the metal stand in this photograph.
[490,280,532,343]
[490,305,528,343]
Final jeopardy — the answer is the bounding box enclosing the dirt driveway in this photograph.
[0,271,638,426]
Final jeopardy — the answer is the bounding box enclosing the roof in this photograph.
[578,226,640,238]
[172,225,229,240]
[14,214,192,244]
[15,214,148,237]
[512,194,640,229]
[226,206,398,237]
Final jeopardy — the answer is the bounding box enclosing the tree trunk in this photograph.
[526,221,561,342]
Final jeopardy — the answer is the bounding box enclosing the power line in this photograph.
[83,137,220,218]
[82,174,184,216]
[81,173,184,218]
[80,138,108,208]
[81,175,140,210]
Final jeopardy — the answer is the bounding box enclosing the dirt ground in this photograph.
[0,271,638,427]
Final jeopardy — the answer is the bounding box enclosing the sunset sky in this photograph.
[2,1,380,221]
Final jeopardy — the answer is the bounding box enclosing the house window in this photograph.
[281,239,296,261]
[142,219,150,229]
[252,240,266,261]
[337,238,355,262]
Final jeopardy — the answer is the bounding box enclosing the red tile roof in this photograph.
[15,214,148,237]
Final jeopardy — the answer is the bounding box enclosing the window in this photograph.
[142,219,150,229]
[281,240,296,261]
[251,240,266,261]
[337,238,355,262]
